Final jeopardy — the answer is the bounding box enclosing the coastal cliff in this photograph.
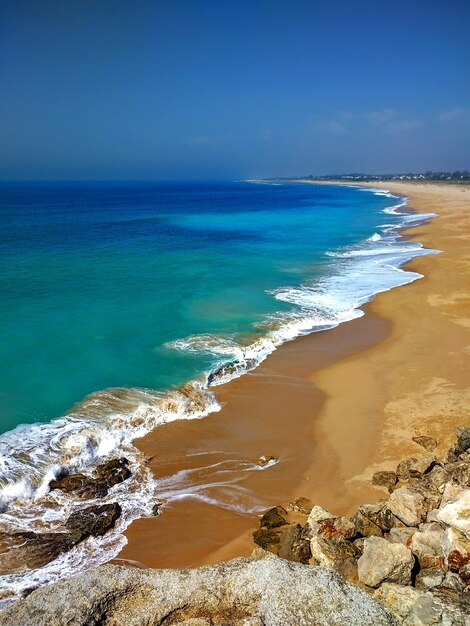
[1,427,468,626]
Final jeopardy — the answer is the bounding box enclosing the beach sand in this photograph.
[117,182,470,569]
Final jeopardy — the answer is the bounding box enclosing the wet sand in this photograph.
[117,182,470,569]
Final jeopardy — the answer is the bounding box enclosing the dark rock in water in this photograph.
[152,503,162,516]
[372,471,398,491]
[66,503,121,541]
[278,524,311,564]
[0,531,75,574]
[0,503,122,575]
[207,359,257,385]
[49,458,131,499]
[412,435,438,452]
[260,506,287,529]
[252,528,281,550]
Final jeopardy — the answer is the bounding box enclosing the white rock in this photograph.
[358,536,414,588]
[437,488,470,539]
[441,526,470,570]
[389,486,428,526]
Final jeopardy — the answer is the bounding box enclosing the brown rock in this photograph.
[353,510,382,537]
[396,455,436,480]
[278,524,311,564]
[65,502,122,541]
[317,516,357,540]
[252,528,280,550]
[286,497,312,515]
[259,506,287,529]
[372,471,398,491]
[310,535,360,568]
[0,531,75,574]
[412,435,438,452]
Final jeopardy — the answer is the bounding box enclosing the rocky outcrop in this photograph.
[0,503,121,574]
[0,555,398,626]
[253,427,470,624]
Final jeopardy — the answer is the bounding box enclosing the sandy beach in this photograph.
[117,182,470,570]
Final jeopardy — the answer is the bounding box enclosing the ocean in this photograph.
[0,180,437,602]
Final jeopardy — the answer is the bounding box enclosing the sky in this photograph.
[1,0,469,180]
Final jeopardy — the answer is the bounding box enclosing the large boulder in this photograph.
[358,536,414,588]
[0,556,399,626]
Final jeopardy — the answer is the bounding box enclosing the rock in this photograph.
[65,503,121,541]
[458,562,470,584]
[441,526,470,571]
[49,458,131,499]
[0,502,121,575]
[396,456,436,480]
[259,506,287,529]
[256,455,277,467]
[357,536,414,588]
[310,535,360,568]
[388,486,431,527]
[286,497,312,515]
[445,460,470,487]
[317,516,357,540]
[456,426,470,453]
[419,465,450,494]
[277,524,311,564]
[362,503,401,532]
[352,510,382,537]
[441,570,467,592]
[152,503,162,516]
[437,488,470,538]
[0,531,75,575]
[389,527,416,546]
[0,557,399,626]
[410,524,446,570]
[372,471,398,491]
[412,436,438,452]
[252,528,280,550]
[375,582,470,626]
[306,504,334,527]
[415,568,445,590]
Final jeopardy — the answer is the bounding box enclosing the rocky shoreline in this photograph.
[251,427,470,624]
[0,428,468,625]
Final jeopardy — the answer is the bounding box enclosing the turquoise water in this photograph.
[0,181,405,432]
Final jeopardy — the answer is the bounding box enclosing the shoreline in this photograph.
[117,181,469,569]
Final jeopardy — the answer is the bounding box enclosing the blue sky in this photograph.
[1,0,469,179]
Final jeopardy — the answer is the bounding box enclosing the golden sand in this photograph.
[117,182,470,569]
